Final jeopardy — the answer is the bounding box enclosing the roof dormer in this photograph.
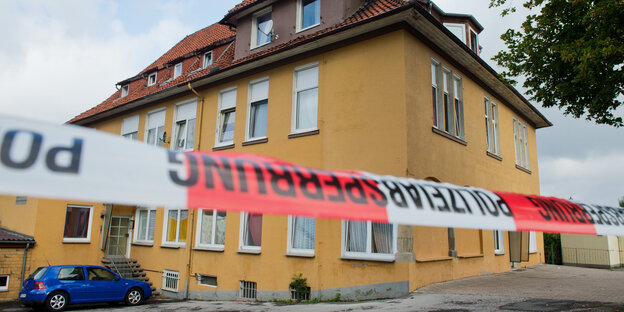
[427,2,484,55]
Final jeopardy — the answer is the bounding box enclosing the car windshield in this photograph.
[27,267,48,280]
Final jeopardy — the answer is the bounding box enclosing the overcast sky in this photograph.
[0,0,621,206]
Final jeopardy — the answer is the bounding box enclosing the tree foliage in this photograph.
[490,0,624,127]
[619,196,624,207]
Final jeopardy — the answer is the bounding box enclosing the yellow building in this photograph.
[0,0,550,301]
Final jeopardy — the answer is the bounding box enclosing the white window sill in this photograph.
[132,241,154,247]
[251,42,270,50]
[341,253,395,262]
[494,251,505,255]
[161,243,186,249]
[194,245,225,252]
[296,23,320,33]
[288,129,319,139]
[62,238,91,244]
[0,289,8,292]
[242,137,268,146]
[286,250,315,258]
[237,248,261,254]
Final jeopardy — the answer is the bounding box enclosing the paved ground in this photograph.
[3,265,624,311]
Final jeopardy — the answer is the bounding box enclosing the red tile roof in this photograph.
[0,227,36,244]
[69,0,412,124]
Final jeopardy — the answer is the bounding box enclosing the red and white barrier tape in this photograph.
[0,114,621,235]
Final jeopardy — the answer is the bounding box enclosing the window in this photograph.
[58,267,85,280]
[162,208,188,246]
[252,8,272,48]
[239,280,257,299]
[239,213,262,253]
[147,72,157,86]
[0,275,8,292]
[203,51,213,68]
[173,101,196,151]
[15,196,27,205]
[513,117,530,170]
[292,64,318,132]
[246,79,269,140]
[216,88,237,146]
[121,84,129,97]
[134,207,156,244]
[198,274,217,287]
[342,221,396,261]
[431,59,464,140]
[196,209,226,250]
[86,267,116,281]
[145,109,166,147]
[485,97,500,155]
[174,62,183,78]
[444,23,466,43]
[298,0,320,31]
[287,216,315,257]
[529,231,537,253]
[121,115,139,140]
[63,205,93,243]
[494,230,504,254]
[162,270,179,292]
[470,29,479,53]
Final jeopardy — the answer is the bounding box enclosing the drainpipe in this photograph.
[184,209,197,300]
[187,83,204,151]
[20,243,31,286]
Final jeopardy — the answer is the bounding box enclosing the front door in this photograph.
[107,216,131,258]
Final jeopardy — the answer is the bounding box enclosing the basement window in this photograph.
[162,270,179,292]
[239,280,257,299]
[0,275,8,292]
[198,274,217,287]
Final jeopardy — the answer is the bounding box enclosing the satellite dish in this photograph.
[259,20,273,36]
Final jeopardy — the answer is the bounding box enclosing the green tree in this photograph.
[489,0,624,127]
[619,196,624,207]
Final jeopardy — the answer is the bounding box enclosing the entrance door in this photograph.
[107,216,131,258]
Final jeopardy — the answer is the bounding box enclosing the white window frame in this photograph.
[296,0,321,32]
[161,207,188,248]
[286,216,315,257]
[469,27,479,54]
[452,74,464,139]
[251,7,272,49]
[62,204,93,243]
[195,209,226,251]
[485,97,501,155]
[172,100,197,151]
[133,207,156,245]
[238,213,262,254]
[291,62,319,133]
[529,231,537,253]
[444,23,466,44]
[431,58,442,128]
[513,117,530,170]
[494,230,505,254]
[147,72,157,87]
[341,221,397,262]
[215,87,237,147]
[121,84,129,97]
[203,51,213,68]
[198,274,217,287]
[162,270,179,292]
[0,275,9,292]
[174,62,183,78]
[121,115,139,140]
[245,77,269,142]
[145,108,166,147]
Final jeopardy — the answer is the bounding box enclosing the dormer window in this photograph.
[444,23,466,44]
[174,62,183,78]
[147,72,157,86]
[469,29,479,54]
[252,8,272,48]
[121,84,129,97]
[203,51,213,68]
[298,0,320,31]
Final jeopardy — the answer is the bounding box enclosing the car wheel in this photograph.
[125,287,143,306]
[45,291,68,312]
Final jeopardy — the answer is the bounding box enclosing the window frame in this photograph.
[147,72,157,87]
[203,51,213,68]
[529,231,537,253]
[215,87,237,147]
[174,62,183,79]
[494,230,505,255]
[469,27,479,54]
[161,207,188,248]
[145,108,166,147]
[431,58,442,128]
[245,77,270,142]
[296,0,321,32]
[251,7,272,49]
[0,275,9,292]
[452,74,464,139]
[238,212,262,254]
[291,62,319,134]
[133,207,156,246]
[286,216,315,257]
[62,205,93,243]
[341,220,397,262]
[513,117,531,170]
[121,84,129,98]
[485,97,501,155]
[195,209,226,251]
[121,115,139,140]
[172,100,197,151]
[444,23,466,43]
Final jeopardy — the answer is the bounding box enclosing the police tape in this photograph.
[0,114,622,236]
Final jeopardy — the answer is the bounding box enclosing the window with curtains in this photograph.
[63,205,93,243]
[134,207,156,244]
[298,0,320,31]
[239,213,262,253]
[287,216,315,256]
[292,63,318,133]
[216,87,237,146]
[121,115,139,140]
[173,101,196,151]
[162,208,188,247]
[195,209,226,251]
[494,230,504,254]
[342,221,396,261]
[145,109,166,147]
[252,8,272,48]
[246,78,269,141]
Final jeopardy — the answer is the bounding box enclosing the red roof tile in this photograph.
[0,227,35,243]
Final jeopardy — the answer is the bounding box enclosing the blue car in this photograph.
[19,265,152,311]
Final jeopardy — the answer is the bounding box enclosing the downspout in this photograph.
[186,82,201,299]
[20,243,30,286]
[187,83,204,151]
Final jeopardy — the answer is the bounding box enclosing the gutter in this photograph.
[20,243,31,286]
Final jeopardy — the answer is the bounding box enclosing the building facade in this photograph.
[0,0,549,301]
